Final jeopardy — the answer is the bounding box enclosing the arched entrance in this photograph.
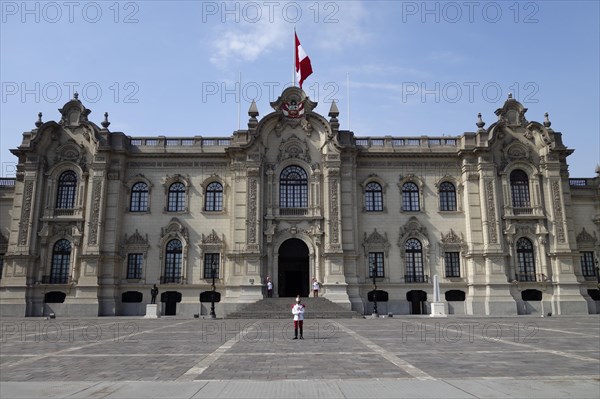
[278,238,310,297]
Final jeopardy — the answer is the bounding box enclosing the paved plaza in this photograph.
[1,315,599,398]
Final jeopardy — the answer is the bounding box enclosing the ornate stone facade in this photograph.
[0,88,598,317]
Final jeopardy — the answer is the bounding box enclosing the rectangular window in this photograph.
[0,254,4,279]
[368,252,384,278]
[204,253,220,279]
[127,253,143,279]
[581,252,596,277]
[445,252,460,277]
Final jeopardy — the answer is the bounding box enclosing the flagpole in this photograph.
[347,72,350,130]
[293,28,296,87]
[237,72,242,130]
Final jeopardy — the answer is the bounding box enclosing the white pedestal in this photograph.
[144,304,160,318]
[430,302,447,317]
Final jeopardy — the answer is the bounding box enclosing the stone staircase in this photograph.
[227,297,364,319]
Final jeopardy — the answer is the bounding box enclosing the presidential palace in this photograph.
[0,87,598,317]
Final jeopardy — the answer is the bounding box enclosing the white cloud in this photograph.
[209,17,288,68]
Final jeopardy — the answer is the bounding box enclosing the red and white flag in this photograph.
[295,32,313,89]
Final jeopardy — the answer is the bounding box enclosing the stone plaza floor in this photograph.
[0,315,599,398]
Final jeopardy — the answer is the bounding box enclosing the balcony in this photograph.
[278,208,308,217]
[160,275,183,284]
[47,207,84,218]
[42,275,71,284]
[505,206,543,218]
[405,274,429,283]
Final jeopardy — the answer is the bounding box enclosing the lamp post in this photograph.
[370,258,378,317]
[595,257,599,288]
[210,259,217,319]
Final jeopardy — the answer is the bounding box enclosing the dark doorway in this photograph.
[407,290,427,315]
[278,238,310,297]
[161,291,182,316]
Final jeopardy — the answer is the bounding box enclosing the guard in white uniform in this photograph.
[291,295,305,339]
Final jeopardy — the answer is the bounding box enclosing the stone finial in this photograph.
[101,112,111,129]
[595,164,600,176]
[476,112,485,130]
[73,91,79,100]
[508,93,513,99]
[543,112,551,128]
[248,100,259,118]
[35,112,43,128]
[328,101,339,118]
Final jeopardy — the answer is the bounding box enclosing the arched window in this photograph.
[50,239,71,284]
[130,182,149,212]
[439,182,457,211]
[405,238,424,282]
[163,239,182,283]
[205,182,223,212]
[510,170,531,208]
[402,182,420,211]
[516,237,536,281]
[280,166,308,208]
[167,182,186,212]
[365,182,383,212]
[56,171,77,209]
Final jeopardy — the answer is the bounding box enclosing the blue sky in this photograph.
[1,0,599,177]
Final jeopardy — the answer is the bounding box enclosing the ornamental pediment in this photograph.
[577,228,597,244]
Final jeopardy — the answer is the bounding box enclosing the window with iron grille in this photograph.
[279,166,308,208]
[445,252,460,277]
[365,182,383,212]
[405,238,424,281]
[510,170,531,208]
[581,252,596,277]
[164,239,182,282]
[51,239,71,283]
[130,182,149,212]
[402,182,420,211]
[517,238,536,281]
[439,182,457,211]
[56,171,77,209]
[204,253,220,279]
[167,182,186,212]
[127,253,143,279]
[205,182,223,211]
[368,252,384,278]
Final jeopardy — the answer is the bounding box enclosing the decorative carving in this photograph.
[18,181,34,246]
[494,95,528,128]
[271,87,317,135]
[88,180,102,245]
[247,178,257,244]
[576,228,597,244]
[551,181,565,242]
[486,180,498,243]
[277,135,312,164]
[329,179,339,244]
[363,229,390,257]
[202,229,223,244]
[441,229,463,244]
[122,229,149,257]
[398,217,428,244]
[125,229,149,246]
[161,218,188,241]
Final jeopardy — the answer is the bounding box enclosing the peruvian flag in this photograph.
[295,32,313,89]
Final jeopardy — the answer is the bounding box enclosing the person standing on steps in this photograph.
[292,295,305,339]
[312,278,320,298]
[266,276,273,298]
